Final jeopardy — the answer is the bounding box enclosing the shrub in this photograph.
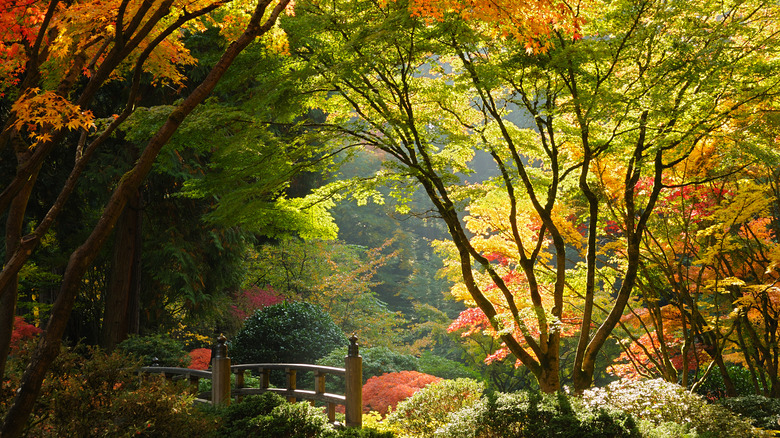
[232,301,347,365]
[251,401,338,438]
[1,346,216,437]
[693,364,755,399]
[117,334,190,367]
[385,378,484,438]
[189,348,212,370]
[437,390,640,438]
[208,392,393,438]
[716,395,780,431]
[581,378,772,438]
[337,427,395,438]
[362,371,440,415]
[417,352,481,381]
[9,316,41,353]
[207,392,288,438]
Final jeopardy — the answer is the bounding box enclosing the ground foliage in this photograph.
[0,343,217,437]
[581,378,774,437]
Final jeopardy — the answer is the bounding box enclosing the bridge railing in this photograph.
[140,334,363,428]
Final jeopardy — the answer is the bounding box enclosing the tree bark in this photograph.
[100,188,142,351]
[0,147,40,381]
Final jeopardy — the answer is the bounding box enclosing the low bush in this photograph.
[385,378,484,438]
[9,316,41,354]
[581,378,773,438]
[117,333,190,367]
[716,395,780,431]
[1,345,216,437]
[189,347,212,370]
[362,371,440,415]
[251,401,338,438]
[207,392,287,438]
[437,390,640,438]
[208,392,391,438]
[232,301,347,365]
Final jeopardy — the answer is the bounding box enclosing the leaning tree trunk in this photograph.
[0,2,291,436]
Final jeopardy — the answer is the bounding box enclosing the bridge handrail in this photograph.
[137,334,363,428]
[138,366,212,379]
[231,363,347,376]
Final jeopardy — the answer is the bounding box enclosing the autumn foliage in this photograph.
[362,371,440,415]
[9,317,41,354]
[402,0,584,53]
[231,286,286,321]
[187,348,211,370]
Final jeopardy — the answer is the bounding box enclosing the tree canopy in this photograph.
[280,0,780,392]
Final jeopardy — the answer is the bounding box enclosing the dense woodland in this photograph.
[1,0,780,436]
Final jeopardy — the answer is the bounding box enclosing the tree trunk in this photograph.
[0,148,39,381]
[100,188,142,351]
[537,356,561,393]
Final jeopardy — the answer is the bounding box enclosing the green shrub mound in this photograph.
[117,333,190,367]
[581,378,773,438]
[716,395,780,431]
[385,378,484,438]
[437,390,640,438]
[208,392,392,438]
[232,301,347,365]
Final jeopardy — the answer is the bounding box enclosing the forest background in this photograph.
[1,0,780,435]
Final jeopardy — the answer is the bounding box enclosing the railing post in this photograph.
[315,370,335,422]
[212,334,231,406]
[286,367,297,403]
[344,334,362,428]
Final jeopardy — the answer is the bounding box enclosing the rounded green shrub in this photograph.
[117,334,190,367]
[437,390,640,438]
[207,392,287,438]
[250,401,338,438]
[385,378,484,438]
[232,301,347,365]
[581,378,773,438]
[716,395,780,431]
[337,427,395,438]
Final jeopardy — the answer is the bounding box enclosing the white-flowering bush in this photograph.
[581,378,773,438]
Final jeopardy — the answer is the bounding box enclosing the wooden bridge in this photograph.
[140,334,363,428]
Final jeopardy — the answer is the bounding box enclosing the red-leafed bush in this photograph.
[188,348,211,370]
[362,371,440,415]
[231,286,286,321]
[10,316,41,353]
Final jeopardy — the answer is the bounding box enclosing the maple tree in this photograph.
[611,148,780,396]
[284,0,780,393]
[0,0,292,435]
